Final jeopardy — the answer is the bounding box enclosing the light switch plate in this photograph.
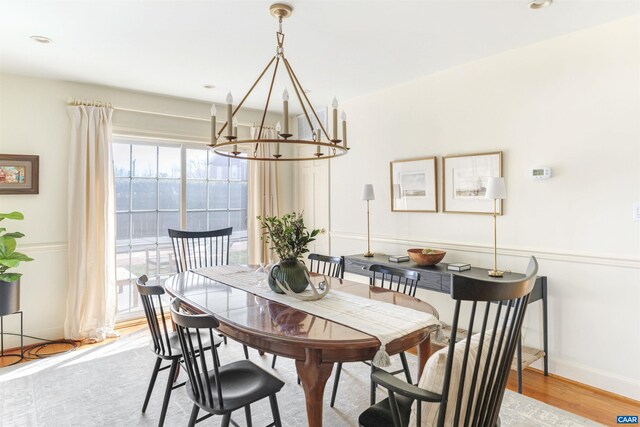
[634,202,640,221]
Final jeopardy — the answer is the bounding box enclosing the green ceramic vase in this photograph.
[268,259,310,294]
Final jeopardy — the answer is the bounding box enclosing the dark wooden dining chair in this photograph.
[271,253,345,370]
[168,227,250,359]
[308,253,345,279]
[170,302,285,427]
[358,257,539,427]
[330,264,429,408]
[369,263,420,297]
[136,275,221,427]
[168,227,233,272]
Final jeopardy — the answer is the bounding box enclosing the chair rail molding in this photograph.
[21,242,68,254]
[329,231,640,269]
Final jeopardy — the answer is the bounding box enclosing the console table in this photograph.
[343,254,549,393]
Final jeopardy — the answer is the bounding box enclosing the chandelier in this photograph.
[208,3,349,161]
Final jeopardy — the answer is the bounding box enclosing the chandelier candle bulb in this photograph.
[332,97,339,140]
[210,104,217,146]
[316,129,322,155]
[232,117,239,155]
[226,92,233,138]
[275,121,282,157]
[341,111,347,148]
[282,89,289,134]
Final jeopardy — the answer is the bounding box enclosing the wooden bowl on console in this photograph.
[407,249,446,266]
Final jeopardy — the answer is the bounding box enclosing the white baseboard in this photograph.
[549,357,640,402]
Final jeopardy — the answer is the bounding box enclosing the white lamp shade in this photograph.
[361,184,375,201]
[485,177,506,199]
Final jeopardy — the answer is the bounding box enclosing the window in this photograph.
[113,138,248,319]
[185,147,248,264]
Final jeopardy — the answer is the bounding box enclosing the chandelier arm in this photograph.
[257,56,281,140]
[284,58,331,141]
[282,56,316,136]
[217,55,277,139]
[213,139,347,161]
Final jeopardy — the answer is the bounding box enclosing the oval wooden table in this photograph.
[165,271,438,427]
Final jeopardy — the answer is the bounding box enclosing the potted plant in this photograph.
[0,212,33,316]
[258,212,320,294]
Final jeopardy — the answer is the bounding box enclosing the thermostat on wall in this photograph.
[530,166,551,180]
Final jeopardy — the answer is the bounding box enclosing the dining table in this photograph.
[164,270,439,427]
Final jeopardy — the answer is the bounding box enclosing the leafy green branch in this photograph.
[0,212,34,283]
[258,212,321,261]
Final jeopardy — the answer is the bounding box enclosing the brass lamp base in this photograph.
[364,252,374,258]
[488,269,504,278]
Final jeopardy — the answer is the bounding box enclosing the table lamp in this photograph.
[361,184,375,257]
[485,177,506,277]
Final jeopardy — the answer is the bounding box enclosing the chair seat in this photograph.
[151,329,221,359]
[358,394,413,427]
[187,359,285,414]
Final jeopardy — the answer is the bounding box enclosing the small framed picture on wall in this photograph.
[0,154,39,195]
[442,151,502,215]
[389,156,437,212]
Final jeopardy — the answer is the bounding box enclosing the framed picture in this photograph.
[0,154,39,195]
[442,151,502,214]
[390,157,437,212]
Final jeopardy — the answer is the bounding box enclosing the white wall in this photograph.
[0,74,294,347]
[326,17,640,399]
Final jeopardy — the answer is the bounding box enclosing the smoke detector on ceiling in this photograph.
[529,0,553,10]
[30,35,52,44]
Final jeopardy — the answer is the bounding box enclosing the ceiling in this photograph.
[1,1,638,113]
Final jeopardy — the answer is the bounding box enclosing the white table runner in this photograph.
[194,265,440,367]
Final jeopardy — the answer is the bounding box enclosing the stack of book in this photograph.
[388,255,409,263]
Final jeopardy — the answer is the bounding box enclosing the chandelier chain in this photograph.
[276,16,285,55]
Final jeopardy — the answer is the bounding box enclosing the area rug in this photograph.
[0,330,602,426]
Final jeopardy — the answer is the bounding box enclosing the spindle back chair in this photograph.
[358,257,539,427]
[170,303,285,427]
[369,264,420,297]
[168,227,233,273]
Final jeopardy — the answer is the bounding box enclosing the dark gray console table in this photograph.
[344,254,548,393]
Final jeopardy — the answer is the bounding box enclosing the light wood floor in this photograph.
[506,368,640,426]
[417,342,640,426]
[2,322,638,426]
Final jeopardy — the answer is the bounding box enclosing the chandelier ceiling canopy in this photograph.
[209,3,349,162]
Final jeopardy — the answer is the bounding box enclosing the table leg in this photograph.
[295,348,333,427]
[417,334,432,379]
[517,337,523,394]
[542,278,549,376]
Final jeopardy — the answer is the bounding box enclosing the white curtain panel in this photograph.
[65,106,119,341]
[247,126,280,265]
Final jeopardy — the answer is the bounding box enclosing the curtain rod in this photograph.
[66,97,263,128]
